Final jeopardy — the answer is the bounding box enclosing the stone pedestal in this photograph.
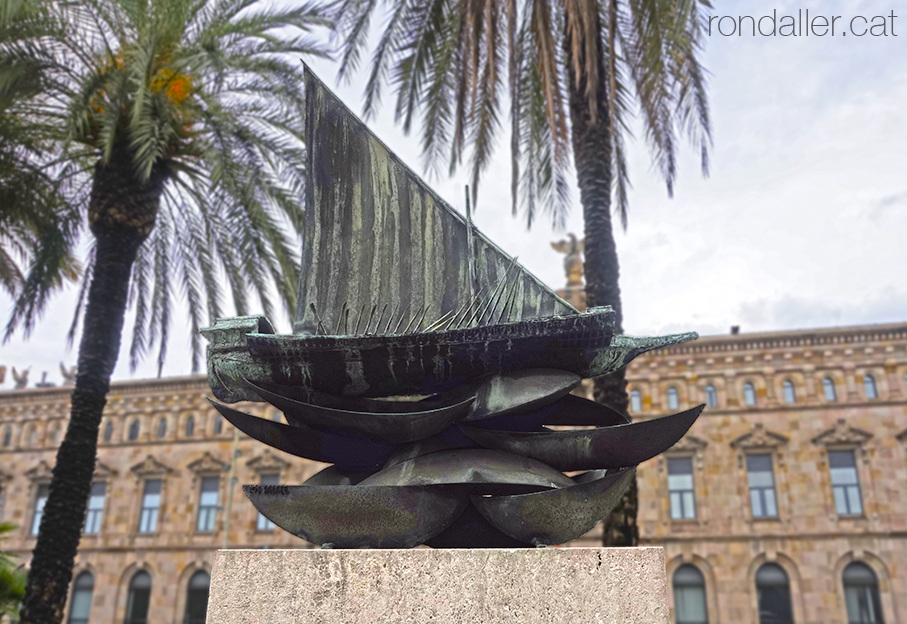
[207,547,670,624]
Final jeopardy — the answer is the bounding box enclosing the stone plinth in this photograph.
[207,547,670,624]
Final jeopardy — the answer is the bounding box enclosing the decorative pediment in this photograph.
[731,424,788,450]
[130,455,173,477]
[667,434,708,453]
[92,461,118,480]
[25,460,54,481]
[187,451,228,474]
[812,419,872,447]
[246,449,289,473]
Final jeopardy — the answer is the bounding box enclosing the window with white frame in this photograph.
[782,380,796,404]
[842,562,884,624]
[705,385,717,408]
[823,377,837,402]
[667,387,680,410]
[673,564,708,624]
[67,571,94,624]
[746,454,778,518]
[31,483,49,535]
[138,479,162,533]
[256,474,279,531]
[196,476,219,532]
[744,383,756,406]
[667,457,696,520]
[157,418,167,438]
[128,419,140,441]
[863,375,877,399]
[630,390,642,413]
[828,450,863,515]
[83,482,106,534]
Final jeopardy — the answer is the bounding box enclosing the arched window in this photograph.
[823,378,837,402]
[67,571,94,624]
[630,390,642,413]
[863,375,877,400]
[124,570,152,624]
[673,565,708,624]
[184,570,211,624]
[705,385,717,408]
[2,425,11,447]
[842,562,884,624]
[157,418,167,439]
[213,415,223,435]
[667,387,680,410]
[782,380,796,404]
[755,563,794,624]
[744,383,757,406]
[103,421,113,442]
[52,426,61,445]
[128,419,140,441]
[28,425,36,446]
[185,416,195,437]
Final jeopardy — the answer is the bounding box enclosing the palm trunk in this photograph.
[19,144,164,624]
[564,14,637,548]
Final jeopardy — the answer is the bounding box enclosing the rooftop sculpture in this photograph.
[202,66,704,549]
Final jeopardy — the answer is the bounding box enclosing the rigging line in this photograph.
[402,304,425,335]
[392,303,411,334]
[472,256,519,327]
[353,305,366,335]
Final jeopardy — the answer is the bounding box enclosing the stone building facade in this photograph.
[1,322,906,624]
[629,322,907,624]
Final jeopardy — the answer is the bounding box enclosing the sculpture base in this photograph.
[207,547,670,624]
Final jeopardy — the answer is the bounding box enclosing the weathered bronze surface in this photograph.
[459,404,705,471]
[202,65,706,548]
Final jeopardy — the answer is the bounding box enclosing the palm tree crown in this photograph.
[332,0,711,229]
[11,1,329,622]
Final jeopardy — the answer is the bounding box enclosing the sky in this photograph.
[0,0,904,388]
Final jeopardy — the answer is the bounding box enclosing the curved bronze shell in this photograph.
[360,448,574,495]
[248,379,475,444]
[208,399,395,470]
[459,404,705,471]
[244,484,467,548]
[472,467,636,545]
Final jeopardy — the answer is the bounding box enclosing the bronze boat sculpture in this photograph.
[202,66,704,548]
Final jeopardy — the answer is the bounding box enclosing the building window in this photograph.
[196,476,219,532]
[52,426,61,445]
[184,570,211,624]
[103,421,113,442]
[31,483,49,535]
[67,571,94,624]
[746,454,778,518]
[630,390,642,413]
[0,483,6,521]
[842,562,884,624]
[214,415,223,435]
[138,479,162,533]
[824,378,837,402]
[756,563,794,624]
[744,383,756,406]
[256,474,279,531]
[28,426,36,446]
[128,419,140,441]
[667,387,680,410]
[157,418,167,438]
[863,375,877,399]
[185,416,195,437]
[125,570,151,624]
[705,385,717,408]
[673,564,708,624]
[829,450,863,515]
[667,457,696,520]
[782,380,796,404]
[3,425,11,447]
[83,482,106,534]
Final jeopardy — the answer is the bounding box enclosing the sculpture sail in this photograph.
[294,66,577,336]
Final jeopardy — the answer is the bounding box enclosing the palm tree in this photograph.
[0,0,81,300]
[0,523,26,621]
[9,1,329,622]
[332,0,711,546]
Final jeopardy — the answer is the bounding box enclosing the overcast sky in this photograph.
[0,0,904,388]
